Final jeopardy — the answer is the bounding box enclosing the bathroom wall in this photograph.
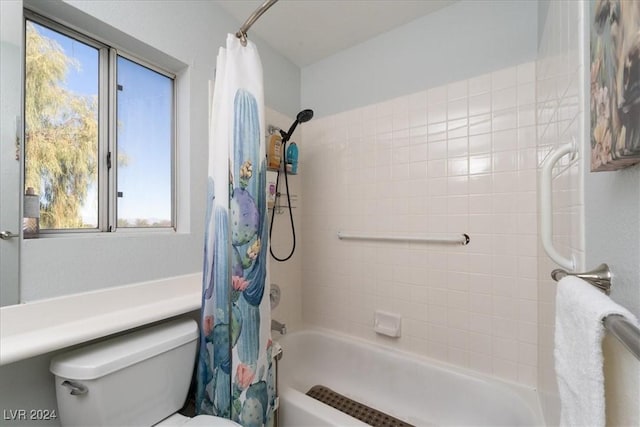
[582,0,639,421]
[265,108,304,334]
[0,353,60,426]
[581,0,640,321]
[6,0,300,302]
[535,0,585,423]
[300,61,540,388]
[301,0,538,117]
[536,1,640,425]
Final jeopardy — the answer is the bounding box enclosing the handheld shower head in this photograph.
[270,108,314,263]
[282,108,314,141]
[296,109,314,123]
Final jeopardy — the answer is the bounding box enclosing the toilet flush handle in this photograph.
[61,380,88,396]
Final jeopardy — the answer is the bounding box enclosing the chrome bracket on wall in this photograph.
[551,263,612,294]
[0,231,19,240]
[270,284,281,309]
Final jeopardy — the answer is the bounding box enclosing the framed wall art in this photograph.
[590,0,640,171]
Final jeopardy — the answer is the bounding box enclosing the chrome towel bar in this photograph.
[337,232,470,245]
[551,263,640,361]
[603,315,640,361]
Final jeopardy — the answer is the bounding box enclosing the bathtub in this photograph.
[277,329,543,426]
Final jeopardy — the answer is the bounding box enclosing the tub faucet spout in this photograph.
[271,319,287,335]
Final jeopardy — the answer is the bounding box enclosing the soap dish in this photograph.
[373,310,401,338]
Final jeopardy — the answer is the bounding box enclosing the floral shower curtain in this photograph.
[196,34,275,427]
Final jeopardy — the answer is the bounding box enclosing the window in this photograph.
[116,56,173,228]
[24,12,175,232]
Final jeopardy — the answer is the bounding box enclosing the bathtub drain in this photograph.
[306,385,414,427]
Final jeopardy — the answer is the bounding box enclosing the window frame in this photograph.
[23,10,176,234]
[110,50,177,232]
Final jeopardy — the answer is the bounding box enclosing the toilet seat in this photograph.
[156,413,241,427]
[185,415,241,426]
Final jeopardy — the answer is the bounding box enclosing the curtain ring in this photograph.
[235,31,248,47]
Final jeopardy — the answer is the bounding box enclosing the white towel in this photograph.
[554,276,638,427]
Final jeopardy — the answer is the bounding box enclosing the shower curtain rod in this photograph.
[236,0,279,46]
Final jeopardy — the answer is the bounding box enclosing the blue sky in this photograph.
[116,56,172,224]
[31,21,172,227]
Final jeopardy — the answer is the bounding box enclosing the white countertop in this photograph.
[0,273,201,365]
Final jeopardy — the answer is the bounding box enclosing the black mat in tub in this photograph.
[306,385,414,427]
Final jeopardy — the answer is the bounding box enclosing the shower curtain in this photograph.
[197,34,274,427]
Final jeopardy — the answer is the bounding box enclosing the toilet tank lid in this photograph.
[50,318,198,380]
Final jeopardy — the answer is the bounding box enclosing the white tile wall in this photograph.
[301,61,539,387]
[266,108,304,334]
[536,0,585,424]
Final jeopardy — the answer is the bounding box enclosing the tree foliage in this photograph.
[25,22,97,229]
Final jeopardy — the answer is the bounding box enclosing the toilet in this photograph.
[49,318,239,426]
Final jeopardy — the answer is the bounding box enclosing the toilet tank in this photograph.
[50,318,198,427]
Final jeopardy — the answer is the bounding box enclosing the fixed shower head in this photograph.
[282,108,314,141]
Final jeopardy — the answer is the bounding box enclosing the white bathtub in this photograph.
[277,329,543,426]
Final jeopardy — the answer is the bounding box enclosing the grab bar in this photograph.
[337,232,470,245]
[539,139,577,271]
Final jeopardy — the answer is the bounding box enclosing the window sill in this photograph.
[0,273,201,366]
[25,228,179,239]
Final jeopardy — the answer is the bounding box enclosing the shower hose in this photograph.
[268,138,296,262]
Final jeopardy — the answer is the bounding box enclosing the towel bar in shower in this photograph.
[539,139,578,271]
[551,263,612,294]
[337,232,470,245]
[603,315,640,361]
[551,264,640,361]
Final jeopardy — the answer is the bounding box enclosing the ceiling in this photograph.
[214,0,458,67]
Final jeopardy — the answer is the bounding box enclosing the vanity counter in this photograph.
[0,273,201,365]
